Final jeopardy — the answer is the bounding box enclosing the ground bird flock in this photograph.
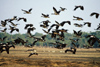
[0,5,100,57]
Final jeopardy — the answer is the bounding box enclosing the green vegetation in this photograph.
[0,31,100,48]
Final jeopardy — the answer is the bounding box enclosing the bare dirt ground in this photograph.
[0,46,100,67]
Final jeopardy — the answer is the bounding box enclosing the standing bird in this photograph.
[73,16,83,21]
[84,22,91,27]
[90,12,100,19]
[28,53,38,57]
[74,5,84,11]
[60,7,67,11]
[22,8,32,14]
[41,13,49,18]
[51,7,61,15]
[17,17,27,22]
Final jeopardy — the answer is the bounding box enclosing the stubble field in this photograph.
[0,46,100,67]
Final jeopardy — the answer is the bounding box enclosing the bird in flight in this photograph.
[74,5,84,11]
[73,16,83,21]
[60,7,67,11]
[22,8,32,14]
[90,12,100,19]
[28,53,38,57]
[41,13,49,18]
[51,7,61,15]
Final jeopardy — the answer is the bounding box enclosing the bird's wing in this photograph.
[29,8,32,12]
[55,21,59,25]
[28,53,32,57]
[3,36,7,40]
[73,30,77,35]
[24,24,29,29]
[74,6,78,11]
[80,6,84,10]
[32,40,38,46]
[53,7,58,13]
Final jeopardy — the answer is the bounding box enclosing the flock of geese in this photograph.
[0,5,100,57]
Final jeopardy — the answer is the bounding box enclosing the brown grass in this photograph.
[0,46,100,67]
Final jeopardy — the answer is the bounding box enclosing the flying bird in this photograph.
[65,48,76,54]
[73,30,82,37]
[51,7,61,15]
[27,27,36,37]
[28,53,38,57]
[17,17,27,22]
[0,20,7,27]
[22,8,32,14]
[0,36,7,41]
[85,35,100,46]
[9,25,19,33]
[0,28,7,33]
[24,24,33,29]
[41,13,49,18]
[73,16,83,21]
[74,23,83,27]
[69,38,79,43]
[84,22,91,27]
[60,7,67,11]
[90,12,100,18]
[74,5,84,11]
[55,20,71,26]
[9,22,19,27]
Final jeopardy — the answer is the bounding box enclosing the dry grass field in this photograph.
[0,46,100,67]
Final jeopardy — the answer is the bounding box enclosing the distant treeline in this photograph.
[0,31,100,48]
